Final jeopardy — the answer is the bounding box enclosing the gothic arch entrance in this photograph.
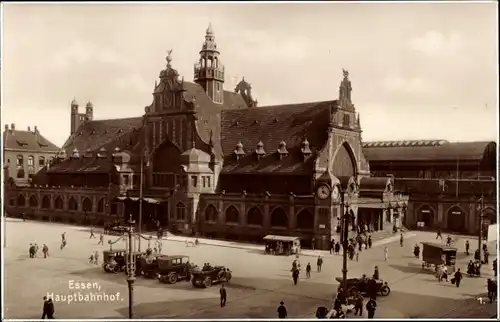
[332,142,356,179]
[447,206,466,233]
[417,205,434,228]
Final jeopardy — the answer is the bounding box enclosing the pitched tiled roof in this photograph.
[220,100,332,174]
[3,128,60,152]
[394,178,496,197]
[362,140,496,162]
[223,90,248,109]
[47,156,115,174]
[62,117,143,154]
[359,177,390,191]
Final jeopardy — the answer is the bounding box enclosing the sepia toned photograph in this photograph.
[1,2,498,319]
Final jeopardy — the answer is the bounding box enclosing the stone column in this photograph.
[437,202,444,228]
[240,197,246,226]
[217,198,224,224]
[288,196,295,231]
[263,196,270,229]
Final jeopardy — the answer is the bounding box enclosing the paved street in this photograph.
[3,218,497,319]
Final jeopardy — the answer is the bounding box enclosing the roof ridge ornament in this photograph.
[166,49,173,68]
[277,141,289,159]
[255,141,266,159]
[301,138,312,159]
[234,141,245,161]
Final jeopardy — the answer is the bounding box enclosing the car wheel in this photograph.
[203,277,212,288]
[168,273,178,284]
[380,285,391,296]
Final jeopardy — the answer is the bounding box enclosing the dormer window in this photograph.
[255,141,266,160]
[71,148,80,158]
[234,141,245,161]
[277,141,289,159]
[301,138,312,159]
[98,147,107,158]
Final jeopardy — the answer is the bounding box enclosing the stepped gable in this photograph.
[362,140,496,162]
[62,117,143,154]
[220,100,332,174]
[3,127,60,152]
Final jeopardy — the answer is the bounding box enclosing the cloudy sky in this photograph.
[2,2,498,147]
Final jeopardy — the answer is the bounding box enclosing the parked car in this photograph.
[191,264,232,288]
[157,255,193,284]
[335,277,391,297]
[139,253,168,278]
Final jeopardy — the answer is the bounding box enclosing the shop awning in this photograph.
[116,196,162,204]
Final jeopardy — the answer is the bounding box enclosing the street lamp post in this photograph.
[138,152,144,252]
[478,193,485,260]
[126,215,135,319]
[339,189,352,302]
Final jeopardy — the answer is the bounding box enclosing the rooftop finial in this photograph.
[206,22,214,36]
[166,49,173,67]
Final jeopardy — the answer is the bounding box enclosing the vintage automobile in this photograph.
[191,265,232,288]
[335,277,391,297]
[157,255,193,284]
[105,225,128,236]
[139,254,169,278]
[102,249,127,273]
[123,251,146,275]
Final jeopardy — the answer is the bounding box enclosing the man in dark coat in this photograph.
[454,268,463,288]
[41,296,55,319]
[366,297,377,319]
[354,292,364,316]
[219,284,227,307]
[367,235,372,248]
[487,278,497,303]
[277,301,287,318]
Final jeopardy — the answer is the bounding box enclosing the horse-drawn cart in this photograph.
[421,242,457,273]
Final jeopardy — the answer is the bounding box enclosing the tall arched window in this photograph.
[270,207,288,227]
[82,197,93,212]
[17,194,26,207]
[176,202,186,221]
[41,196,51,209]
[68,197,78,211]
[16,155,24,166]
[97,198,105,213]
[247,207,263,226]
[225,205,240,223]
[28,155,34,166]
[296,209,314,230]
[29,195,38,208]
[54,196,64,209]
[204,204,218,222]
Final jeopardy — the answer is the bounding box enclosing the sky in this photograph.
[1,2,498,147]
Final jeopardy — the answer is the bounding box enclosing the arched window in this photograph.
[54,196,64,209]
[82,197,93,212]
[29,195,38,208]
[41,196,51,209]
[225,205,240,223]
[204,204,218,222]
[39,156,46,167]
[247,207,263,226]
[270,207,288,227]
[17,194,26,207]
[296,209,314,230]
[97,198,105,213]
[417,205,434,228]
[68,197,78,211]
[16,155,24,166]
[28,155,34,166]
[176,202,186,221]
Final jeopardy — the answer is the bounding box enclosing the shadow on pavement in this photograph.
[389,263,434,275]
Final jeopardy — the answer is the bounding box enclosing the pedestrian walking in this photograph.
[292,268,299,285]
[484,250,490,264]
[311,237,316,251]
[436,228,442,239]
[366,297,377,319]
[453,268,462,288]
[42,244,49,258]
[41,296,55,319]
[356,251,360,262]
[89,253,95,264]
[94,251,99,265]
[219,284,227,307]
[29,244,36,258]
[465,240,470,255]
[487,278,497,303]
[306,262,311,278]
[384,246,388,262]
[89,226,96,239]
[335,241,341,255]
[493,258,497,276]
[354,292,364,316]
[330,239,335,254]
[367,235,372,248]
[400,233,404,247]
[317,255,323,272]
[277,301,287,318]
[98,234,104,245]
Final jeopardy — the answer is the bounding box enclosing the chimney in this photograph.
[4,124,8,132]
[34,126,39,134]
[27,126,31,132]
[11,123,15,130]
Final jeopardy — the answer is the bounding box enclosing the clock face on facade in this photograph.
[316,185,331,200]
[332,185,340,201]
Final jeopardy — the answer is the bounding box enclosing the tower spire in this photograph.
[194,24,225,105]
